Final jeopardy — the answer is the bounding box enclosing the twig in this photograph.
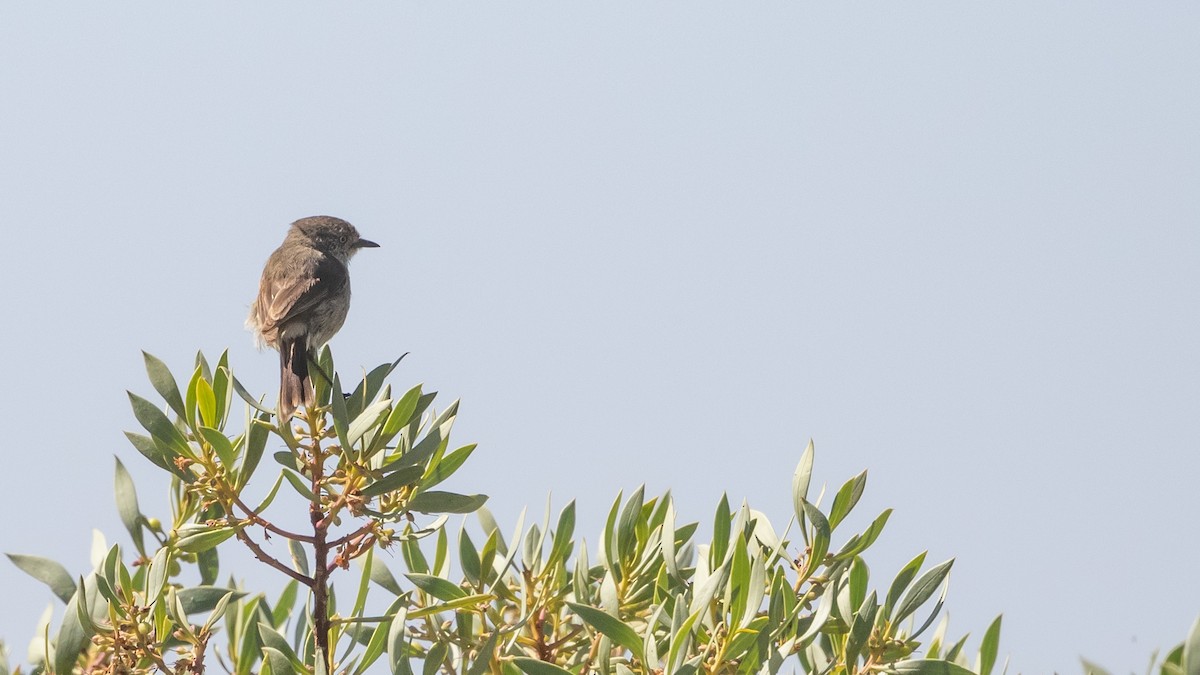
[235,529,314,587]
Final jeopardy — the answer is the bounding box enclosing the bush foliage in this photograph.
[1,349,1178,675]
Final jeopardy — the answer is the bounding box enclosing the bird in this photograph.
[247,216,379,419]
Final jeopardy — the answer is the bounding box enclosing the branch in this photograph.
[234,496,316,543]
[235,529,314,587]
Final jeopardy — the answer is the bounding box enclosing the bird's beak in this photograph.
[355,238,380,249]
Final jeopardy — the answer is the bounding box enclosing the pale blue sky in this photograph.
[2,3,1198,673]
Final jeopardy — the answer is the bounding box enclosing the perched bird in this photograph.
[248,216,379,419]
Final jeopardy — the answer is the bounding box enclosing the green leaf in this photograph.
[282,469,318,502]
[146,548,170,599]
[261,620,304,668]
[195,377,217,428]
[466,630,501,675]
[360,465,424,498]
[289,539,310,577]
[405,573,466,601]
[616,485,645,565]
[142,352,186,419]
[512,658,574,675]
[232,375,275,414]
[128,391,192,458]
[711,493,731,567]
[422,443,478,490]
[253,474,286,513]
[348,398,393,450]
[196,546,219,586]
[370,554,405,595]
[568,602,644,661]
[893,558,954,625]
[263,647,299,675]
[827,469,867,531]
[240,411,271,488]
[884,551,928,619]
[799,499,830,578]
[1079,657,1114,675]
[459,528,481,586]
[56,574,97,674]
[6,554,76,604]
[834,508,893,561]
[547,500,576,566]
[1183,614,1200,675]
[113,457,145,555]
[890,660,978,675]
[175,524,239,553]
[407,491,487,515]
[352,611,398,675]
[978,614,1002,675]
[792,440,815,523]
[331,373,352,451]
[386,608,409,675]
[379,384,423,440]
[199,426,237,468]
[272,580,300,628]
[347,355,406,421]
[176,586,247,614]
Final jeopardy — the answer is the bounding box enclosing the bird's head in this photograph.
[290,215,379,261]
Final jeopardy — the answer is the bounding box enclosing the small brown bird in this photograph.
[248,216,379,419]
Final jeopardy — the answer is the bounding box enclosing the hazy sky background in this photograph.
[1,3,1198,673]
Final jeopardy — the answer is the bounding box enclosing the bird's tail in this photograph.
[280,336,314,420]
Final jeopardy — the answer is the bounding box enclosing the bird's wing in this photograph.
[255,254,349,333]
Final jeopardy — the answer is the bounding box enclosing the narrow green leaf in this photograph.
[6,554,76,604]
[360,465,424,498]
[827,470,867,531]
[348,398,393,450]
[884,551,928,619]
[380,384,423,440]
[128,391,191,458]
[404,573,466,601]
[893,559,954,625]
[465,629,501,675]
[386,609,408,675]
[890,660,978,675]
[263,647,299,675]
[272,580,300,628]
[370,554,405,595]
[56,574,95,674]
[978,614,1003,675]
[142,352,186,419]
[547,499,576,566]
[792,440,815,524]
[232,375,275,414]
[512,658,574,675]
[568,602,644,661]
[1183,614,1200,675]
[421,443,478,490]
[711,493,731,567]
[282,469,318,502]
[799,499,830,578]
[174,524,238,553]
[253,474,286,513]
[240,411,271,488]
[199,426,237,468]
[1079,657,1115,675]
[196,377,217,428]
[196,546,219,586]
[407,491,487,515]
[113,457,145,555]
[289,539,310,577]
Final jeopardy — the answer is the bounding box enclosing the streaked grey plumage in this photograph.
[248,216,378,419]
